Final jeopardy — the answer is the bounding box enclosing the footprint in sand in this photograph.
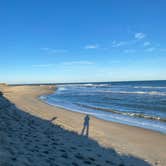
[72,162,79,166]
[59,149,66,153]
[97,154,102,157]
[70,146,77,150]
[75,153,84,160]
[86,148,92,152]
[83,160,92,165]
[105,160,115,165]
[88,157,95,161]
[61,153,68,159]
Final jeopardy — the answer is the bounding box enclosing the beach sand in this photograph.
[0,85,166,165]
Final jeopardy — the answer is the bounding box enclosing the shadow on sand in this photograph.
[0,92,151,166]
[81,115,90,137]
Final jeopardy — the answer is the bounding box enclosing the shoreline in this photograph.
[40,95,166,135]
[40,88,166,134]
[1,85,166,165]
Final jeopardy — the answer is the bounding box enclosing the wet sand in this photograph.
[0,85,166,165]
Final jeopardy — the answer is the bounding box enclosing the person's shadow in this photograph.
[81,114,90,137]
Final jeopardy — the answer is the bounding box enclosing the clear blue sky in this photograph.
[0,0,166,83]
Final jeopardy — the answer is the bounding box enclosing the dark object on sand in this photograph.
[81,115,90,136]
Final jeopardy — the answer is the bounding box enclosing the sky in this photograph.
[0,0,166,83]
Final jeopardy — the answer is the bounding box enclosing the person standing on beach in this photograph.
[81,115,90,136]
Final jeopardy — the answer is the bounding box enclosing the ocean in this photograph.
[41,80,166,133]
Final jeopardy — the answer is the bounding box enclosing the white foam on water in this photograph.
[133,86,166,89]
[40,95,166,134]
[95,90,166,96]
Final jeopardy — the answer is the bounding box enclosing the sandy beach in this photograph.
[0,85,166,166]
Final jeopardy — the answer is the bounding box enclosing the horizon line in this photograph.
[4,79,166,85]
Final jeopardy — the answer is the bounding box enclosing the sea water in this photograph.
[41,80,166,134]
